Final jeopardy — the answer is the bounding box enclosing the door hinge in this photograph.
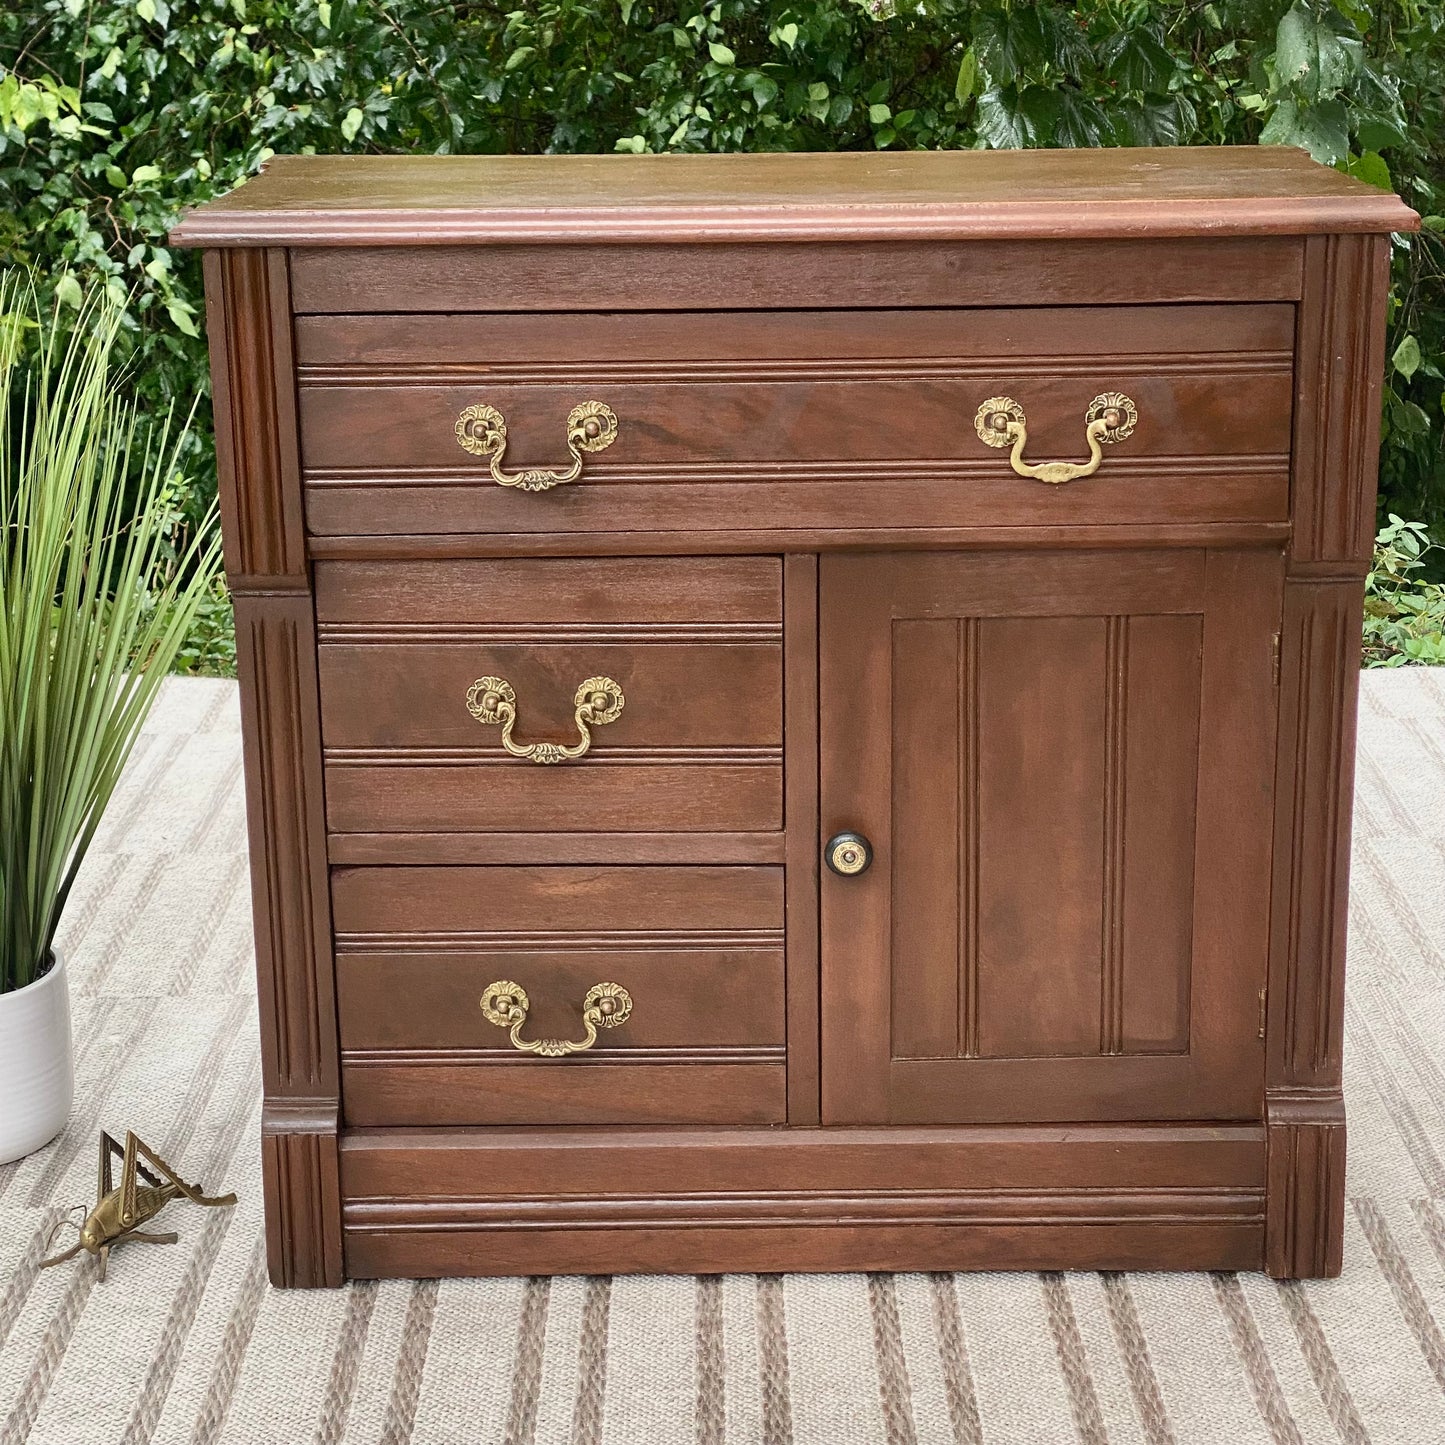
[1258,987,1268,1040]
[1270,630,1281,687]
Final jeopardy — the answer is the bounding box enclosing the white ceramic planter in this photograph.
[0,952,74,1164]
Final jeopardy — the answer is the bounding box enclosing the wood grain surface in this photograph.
[169,147,1416,247]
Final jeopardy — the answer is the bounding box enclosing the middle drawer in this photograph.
[315,555,782,839]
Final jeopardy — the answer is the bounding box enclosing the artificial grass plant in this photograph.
[0,273,223,994]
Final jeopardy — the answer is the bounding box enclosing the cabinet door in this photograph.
[818,549,1281,1125]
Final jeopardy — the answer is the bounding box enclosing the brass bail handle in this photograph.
[480,980,633,1057]
[465,675,624,765]
[454,401,618,492]
[974,393,1138,485]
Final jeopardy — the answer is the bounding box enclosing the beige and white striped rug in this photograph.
[2,669,1445,1444]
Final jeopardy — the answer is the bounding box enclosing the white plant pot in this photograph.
[0,951,74,1165]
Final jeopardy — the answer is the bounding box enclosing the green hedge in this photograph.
[3,0,1443,552]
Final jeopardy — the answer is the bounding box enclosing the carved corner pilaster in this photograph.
[1266,579,1363,1089]
[1263,576,1363,1279]
[202,248,306,586]
[262,1100,343,1288]
[1291,233,1391,570]
[233,593,337,1101]
[1265,1090,1345,1278]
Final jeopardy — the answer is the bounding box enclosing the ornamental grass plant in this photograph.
[0,273,222,995]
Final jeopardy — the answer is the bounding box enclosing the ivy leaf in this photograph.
[1356,116,1407,153]
[1114,96,1188,147]
[775,22,798,49]
[974,87,1028,149]
[1052,89,1108,148]
[340,106,364,141]
[55,274,83,309]
[708,40,735,66]
[1274,2,1321,100]
[1343,150,1392,192]
[167,302,200,337]
[131,163,161,184]
[1099,28,1175,94]
[954,46,978,106]
[1315,9,1364,92]
[1392,334,1421,382]
[974,12,1045,88]
[868,102,891,124]
[1259,98,1349,164]
[136,0,156,21]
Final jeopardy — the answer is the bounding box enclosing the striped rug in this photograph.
[1,669,1444,1444]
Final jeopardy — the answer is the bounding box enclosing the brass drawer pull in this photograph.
[974,392,1137,485]
[454,400,618,492]
[465,674,623,765]
[480,980,632,1056]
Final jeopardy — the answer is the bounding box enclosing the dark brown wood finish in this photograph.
[288,237,1306,314]
[177,151,1413,1284]
[339,1123,1266,1277]
[170,148,1413,247]
[297,306,1292,540]
[332,866,784,1127]
[206,249,343,1288]
[819,549,1280,1125]
[314,557,782,839]
[1292,234,1393,568]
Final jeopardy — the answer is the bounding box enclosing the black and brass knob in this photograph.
[825,831,873,877]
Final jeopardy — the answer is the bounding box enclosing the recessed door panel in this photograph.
[820,549,1280,1125]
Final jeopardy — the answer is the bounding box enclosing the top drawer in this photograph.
[295,306,1292,540]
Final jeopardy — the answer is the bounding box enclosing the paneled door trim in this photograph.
[818,548,1282,1126]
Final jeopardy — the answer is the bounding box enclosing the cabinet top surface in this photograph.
[170,146,1416,248]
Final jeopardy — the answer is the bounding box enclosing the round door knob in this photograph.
[825,831,873,877]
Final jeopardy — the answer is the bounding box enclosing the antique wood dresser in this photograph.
[172,148,1416,1286]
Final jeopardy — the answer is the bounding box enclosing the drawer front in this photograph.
[333,865,786,1126]
[296,305,1292,537]
[315,556,782,836]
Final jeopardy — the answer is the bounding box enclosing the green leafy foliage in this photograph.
[1,1,1442,666]
[1364,514,1445,663]
[0,275,223,994]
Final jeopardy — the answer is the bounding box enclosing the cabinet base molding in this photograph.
[1265,1091,1346,1279]
[262,1100,344,1288]
[338,1123,1266,1280]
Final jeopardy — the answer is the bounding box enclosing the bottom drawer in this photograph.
[332,865,786,1126]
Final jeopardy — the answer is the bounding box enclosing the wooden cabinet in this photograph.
[172,148,1416,1286]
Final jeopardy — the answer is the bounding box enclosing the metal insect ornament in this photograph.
[40,1130,237,1280]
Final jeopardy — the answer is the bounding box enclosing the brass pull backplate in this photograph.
[974,392,1137,485]
[480,980,632,1056]
[455,401,618,491]
[466,674,624,764]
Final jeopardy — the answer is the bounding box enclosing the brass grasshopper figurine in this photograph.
[41,1130,236,1280]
